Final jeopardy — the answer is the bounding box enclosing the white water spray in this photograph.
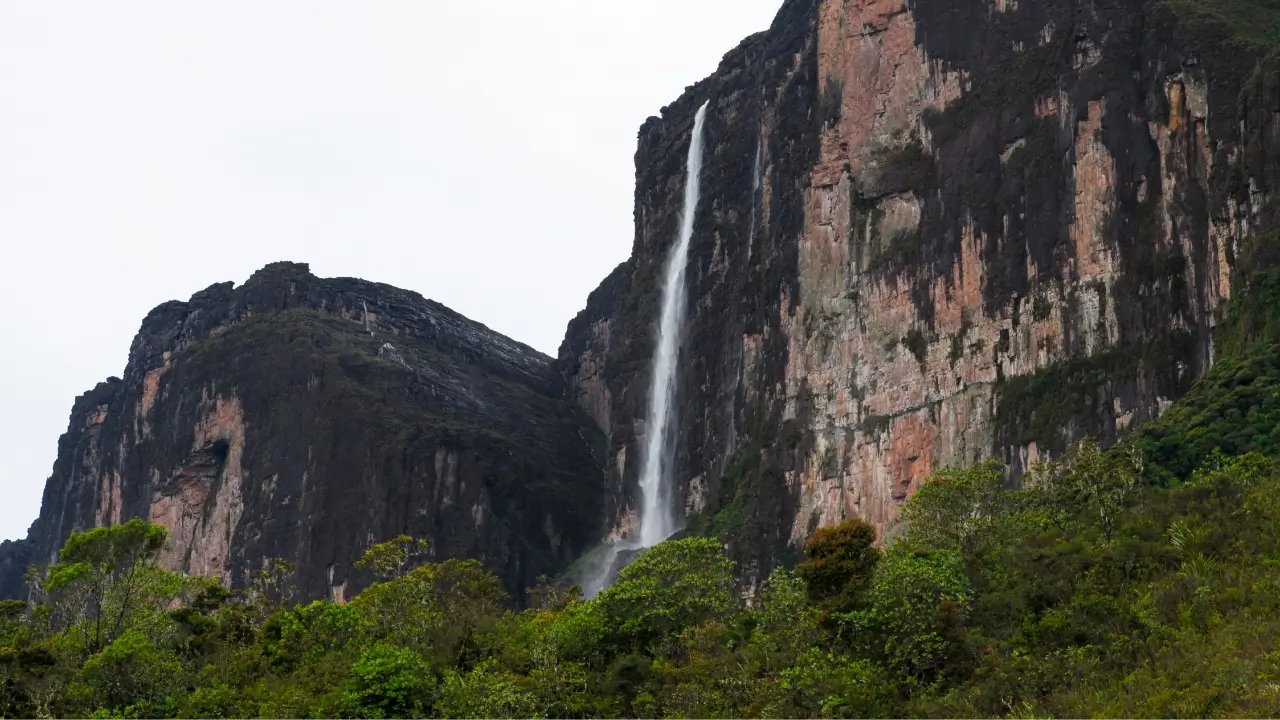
[637,101,710,548]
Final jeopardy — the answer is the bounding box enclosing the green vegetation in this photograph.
[698,438,765,540]
[995,329,1199,449]
[1155,0,1280,48]
[1131,241,1280,483]
[6,243,1280,720]
[4,424,1280,717]
[8,237,1280,719]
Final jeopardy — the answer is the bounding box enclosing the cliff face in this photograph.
[6,262,604,603]
[0,540,31,600]
[560,0,1280,585]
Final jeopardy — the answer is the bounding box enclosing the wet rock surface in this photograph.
[0,540,31,599]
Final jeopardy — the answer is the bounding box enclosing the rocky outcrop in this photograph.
[7,262,605,604]
[561,0,1280,588]
[0,540,32,600]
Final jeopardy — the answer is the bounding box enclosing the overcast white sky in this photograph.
[0,1,783,541]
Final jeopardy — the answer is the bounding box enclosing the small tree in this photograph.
[80,630,183,715]
[351,559,506,668]
[42,520,169,656]
[343,536,434,653]
[1028,438,1140,541]
[846,549,972,683]
[746,568,824,677]
[899,460,1008,553]
[355,535,430,582]
[526,575,582,612]
[770,648,896,719]
[246,559,296,621]
[435,659,539,720]
[594,537,737,653]
[797,517,880,614]
[339,644,435,719]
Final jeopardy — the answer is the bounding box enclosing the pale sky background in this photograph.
[0,1,783,541]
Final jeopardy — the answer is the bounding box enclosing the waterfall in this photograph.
[637,101,710,548]
[576,101,710,598]
[747,138,762,263]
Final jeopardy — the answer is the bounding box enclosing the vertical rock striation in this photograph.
[560,0,1280,588]
[5,262,605,604]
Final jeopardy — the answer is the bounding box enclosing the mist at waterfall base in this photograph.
[574,102,711,598]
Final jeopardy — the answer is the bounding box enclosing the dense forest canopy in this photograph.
[3,433,1280,717]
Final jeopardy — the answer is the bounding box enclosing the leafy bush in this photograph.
[80,631,183,714]
[594,537,736,652]
[338,645,434,719]
[796,518,880,614]
[845,550,972,683]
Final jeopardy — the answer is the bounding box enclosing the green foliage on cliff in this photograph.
[994,330,1200,451]
[1131,233,1280,482]
[1156,0,1280,48]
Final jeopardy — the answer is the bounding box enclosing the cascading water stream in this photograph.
[637,100,710,548]
[578,101,710,598]
[746,138,761,263]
